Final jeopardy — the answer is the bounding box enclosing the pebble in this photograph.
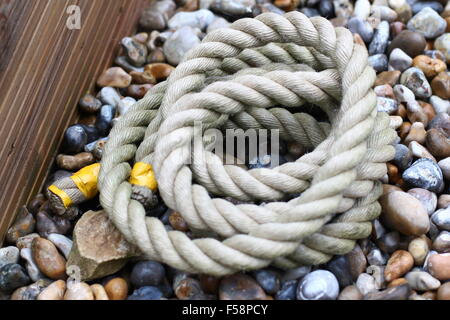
[407,7,447,39]
[384,250,414,281]
[37,280,66,300]
[128,286,163,300]
[275,280,297,300]
[32,237,66,280]
[6,207,35,244]
[130,261,165,288]
[90,284,109,300]
[434,33,450,63]
[356,273,378,296]
[389,48,412,72]
[430,95,450,114]
[364,283,411,300]
[388,30,426,58]
[380,191,430,236]
[47,234,72,259]
[97,87,121,107]
[62,125,88,154]
[407,188,437,215]
[297,270,339,300]
[139,0,176,31]
[431,71,450,99]
[168,9,214,31]
[20,248,45,282]
[431,207,450,230]
[412,55,447,78]
[0,264,31,293]
[400,67,432,99]
[104,277,128,300]
[219,273,266,300]
[369,21,390,55]
[0,247,19,269]
[252,269,280,295]
[409,237,430,265]
[56,152,94,171]
[64,281,94,300]
[369,54,388,72]
[433,231,450,253]
[437,282,450,300]
[347,17,374,43]
[121,37,148,67]
[402,158,444,193]
[78,94,102,114]
[163,26,201,66]
[337,285,363,300]
[405,271,441,290]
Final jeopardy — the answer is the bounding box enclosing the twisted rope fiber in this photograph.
[98,12,397,275]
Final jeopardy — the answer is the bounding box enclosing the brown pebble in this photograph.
[64,282,94,300]
[426,128,450,158]
[104,278,128,300]
[384,250,414,282]
[437,282,450,300]
[219,273,266,300]
[412,55,447,78]
[37,280,66,300]
[428,253,450,280]
[91,284,110,300]
[375,70,401,86]
[404,122,426,145]
[31,237,66,280]
[431,72,450,99]
[56,153,95,171]
[97,67,131,88]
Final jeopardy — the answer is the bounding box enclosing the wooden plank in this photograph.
[0,0,148,244]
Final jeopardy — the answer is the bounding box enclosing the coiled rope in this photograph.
[97,12,397,276]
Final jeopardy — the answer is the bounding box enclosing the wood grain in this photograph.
[0,0,148,244]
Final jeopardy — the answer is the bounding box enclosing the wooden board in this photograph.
[0,0,149,244]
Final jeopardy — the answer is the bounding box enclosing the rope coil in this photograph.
[97,12,397,276]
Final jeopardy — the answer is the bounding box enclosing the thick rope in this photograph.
[98,12,396,276]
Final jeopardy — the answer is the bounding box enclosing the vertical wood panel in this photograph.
[0,0,149,244]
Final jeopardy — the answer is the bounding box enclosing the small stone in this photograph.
[405,271,441,290]
[400,67,432,99]
[297,270,339,300]
[389,48,412,72]
[364,283,411,300]
[275,280,297,300]
[380,191,430,236]
[6,207,35,244]
[0,264,30,293]
[121,37,148,67]
[219,273,266,300]
[64,281,94,300]
[412,55,447,78]
[32,237,66,280]
[37,280,66,300]
[388,30,426,58]
[20,248,45,282]
[139,0,176,31]
[430,95,450,114]
[66,210,138,281]
[56,152,94,171]
[437,282,450,300]
[90,284,109,300]
[412,8,445,40]
[407,188,437,216]
[104,277,128,300]
[375,70,401,86]
[356,273,378,296]
[347,17,374,43]
[402,158,444,193]
[78,94,102,114]
[409,237,430,265]
[252,269,280,295]
[338,285,363,300]
[431,72,450,100]
[97,87,121,107]
[47,234,72,259]
[384,250,414,282]
[369,21,390,55]
[163,26,201,66]
[97,67,131,88]
[0,247,19,269]
[128,286,163,300]
[434,33,450,63]
[130,261,165,289]
[168,9,214,31]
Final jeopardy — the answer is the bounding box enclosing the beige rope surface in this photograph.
[98,12,397,275]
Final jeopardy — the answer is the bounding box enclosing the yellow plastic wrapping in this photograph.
[129,162,158,191]
[70,163,101,199]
